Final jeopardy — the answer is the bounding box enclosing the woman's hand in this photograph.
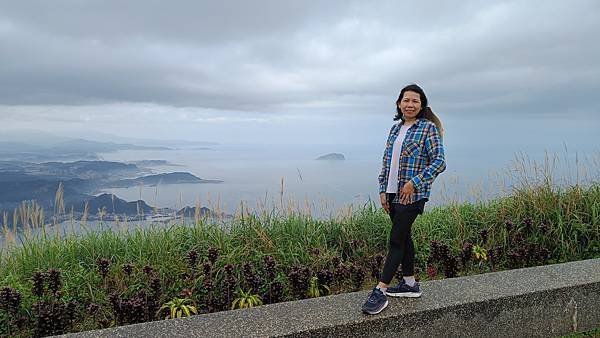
[379,192,390,214]
[400,181,415,205]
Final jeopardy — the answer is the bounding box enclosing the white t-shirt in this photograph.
[386,122,413,193]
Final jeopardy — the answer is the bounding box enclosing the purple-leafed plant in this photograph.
[47,269,62,297]
[207,247,219,265]
[122,263,134,277]
[461,242,474,267]
[30,269,76,336]
[32,271,45,298]
[349,264,365,291]
[317,268,333,288]
[479,229,489,245]
[242,262,261,294]
[96,258,111,280]
[287,265,310,299]
[333,260,349,286]
[428,240,458,278]
[505,220,514,233]
[0,287,25,334]
[523,217,533,232]
[202,261,215,312]
[187,249,199,270]
[142,264,154,277]
[539,222,550,234]
[222,264,237,308]
[262,256,283,304]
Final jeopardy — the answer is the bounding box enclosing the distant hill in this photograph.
[0,150,100,162]
[128,160,180,167]
[178,206,215,218]
[0,129,218,148]
[0,138,171,162]
[316,153,345,161]
[0,161,145,216]
[0,159,221,225]
[0,173,91,209]
[69,193,154,216]
[35,160,141,180]
[106,172,223,188]
[48,138,171,152]
[0,161,28,172]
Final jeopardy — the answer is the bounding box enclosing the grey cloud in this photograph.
[1,1,339,43]
[0,0,599,118]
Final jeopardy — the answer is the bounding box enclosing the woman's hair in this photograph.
[394,84,444,137]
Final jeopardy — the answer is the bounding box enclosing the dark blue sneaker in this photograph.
[361,288,388,315]
[386,281,422,298]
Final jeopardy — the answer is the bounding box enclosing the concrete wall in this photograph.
[67,258,600,337]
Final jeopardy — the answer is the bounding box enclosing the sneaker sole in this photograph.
[362,300,389,315]
[386,292,422,298]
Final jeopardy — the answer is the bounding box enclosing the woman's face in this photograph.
[398,91,422,120]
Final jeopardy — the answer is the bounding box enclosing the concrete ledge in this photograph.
[67,258,600,337]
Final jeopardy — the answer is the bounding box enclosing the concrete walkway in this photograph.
[66,258,600,337]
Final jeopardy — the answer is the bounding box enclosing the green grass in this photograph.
[2,183,599,286]
[562,327,600,338]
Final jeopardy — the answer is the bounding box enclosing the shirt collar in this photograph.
[400,118,423,127]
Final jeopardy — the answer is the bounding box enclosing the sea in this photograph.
[1,133,598,248]
[95,141,599,216]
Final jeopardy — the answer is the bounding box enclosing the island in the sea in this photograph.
[316,153,345,161]
[106,172,224,188]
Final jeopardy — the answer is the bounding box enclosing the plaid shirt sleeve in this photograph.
[378,125,396,193]
[409,123,446,191]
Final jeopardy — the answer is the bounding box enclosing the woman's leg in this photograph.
[401,235,415,277]
[401,199,424,280]
[362,196,421,314]
[379,201,421,285]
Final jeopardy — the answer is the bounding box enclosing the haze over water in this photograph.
[97,131,599,216]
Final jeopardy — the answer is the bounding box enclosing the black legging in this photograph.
[380,193,425,284]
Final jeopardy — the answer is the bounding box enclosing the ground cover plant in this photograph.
[1,155,599,336]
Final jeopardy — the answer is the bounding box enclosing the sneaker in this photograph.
[386,281,422,298]
[361,288,389,315]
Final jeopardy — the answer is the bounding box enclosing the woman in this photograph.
[362,84,446,315]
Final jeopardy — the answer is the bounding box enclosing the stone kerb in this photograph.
[65,258,600,337]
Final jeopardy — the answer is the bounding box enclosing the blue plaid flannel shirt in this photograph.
[378,118,446,204]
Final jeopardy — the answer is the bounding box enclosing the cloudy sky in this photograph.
[1,0,599,146]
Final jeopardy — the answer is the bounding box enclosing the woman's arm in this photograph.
[378,147,389,193]
[378,126,395,193]
[410,123,446,191]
